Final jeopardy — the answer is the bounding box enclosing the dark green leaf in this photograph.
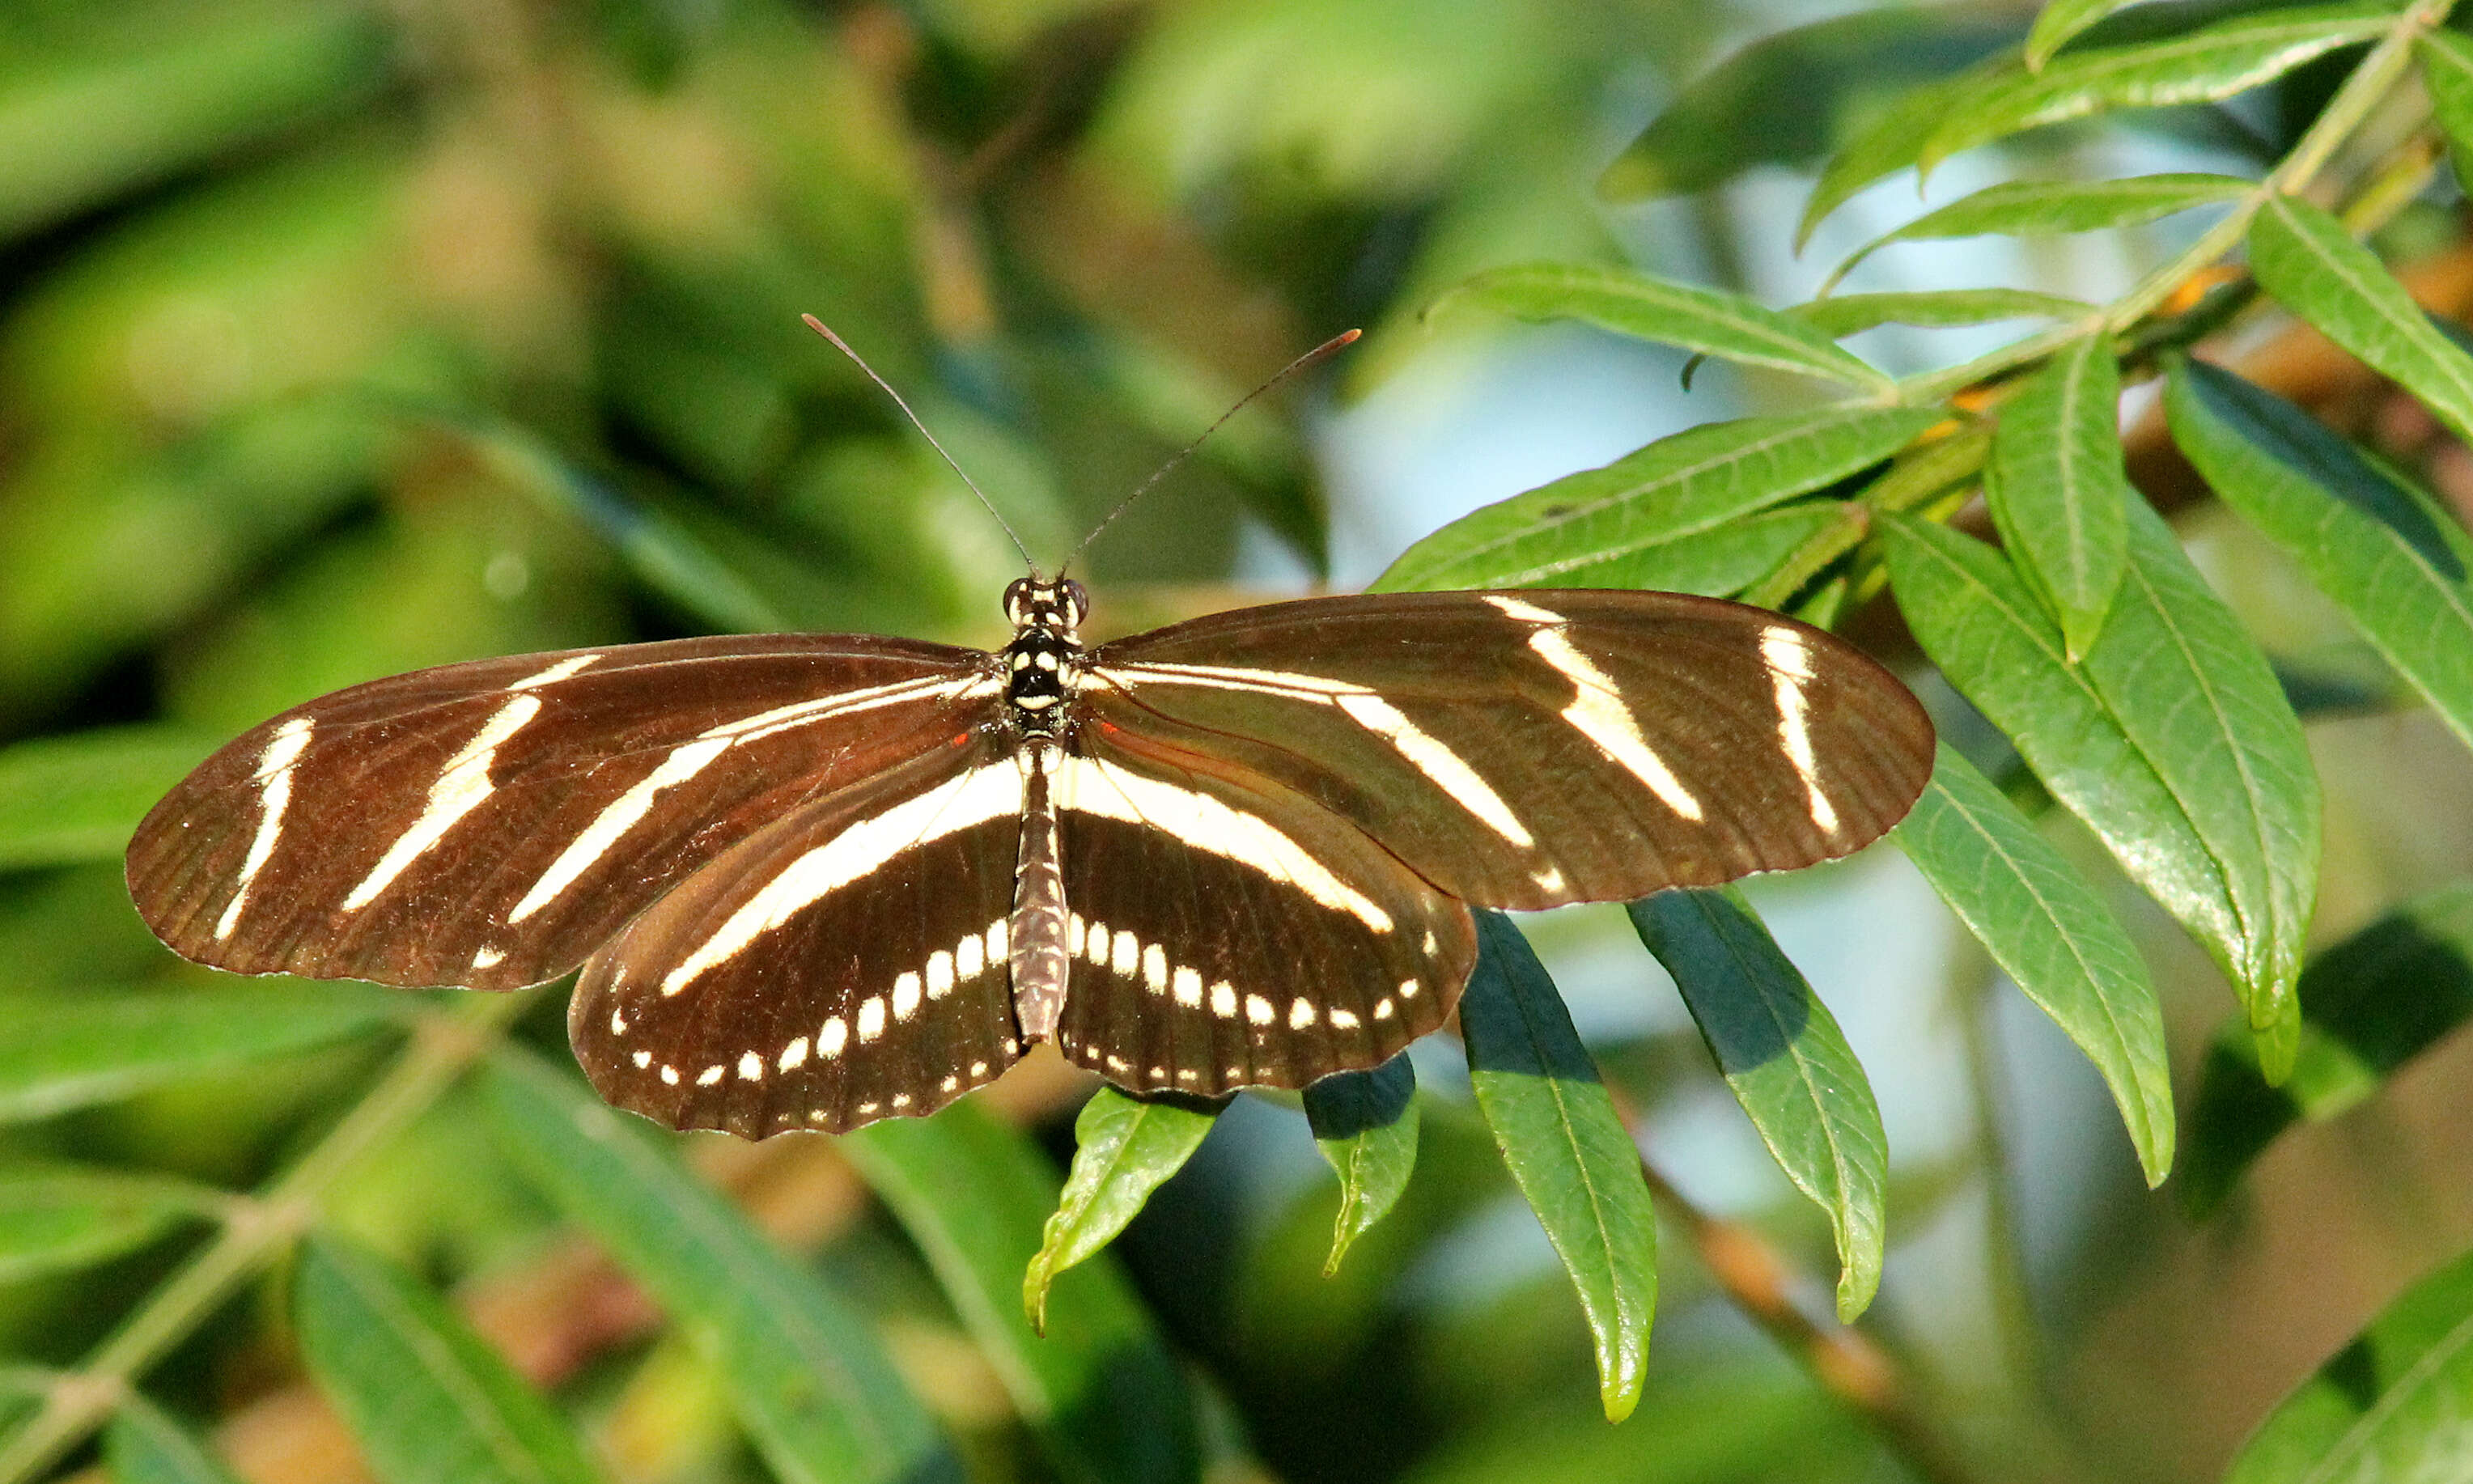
[2224,1242,2473,1483]
[0,982,401,1121]
[294,1232,604,1484]
[1373,405,1936,591]
[2025,0,2152,69]
[1825,174,2249,291]
[842,1104,1199,1484]
[2166,359,2473,755]
[106,1396,248,1484]
[1302,1055,1420,1275]
[1460,913,1656,1422]
[483,1049,954,1484]
[1627,888,1887,1319]
[2076,496,2320,1067]
[0,727,217,871]
[2185,881,2473,1213]
[1893,746,2174,1185]
[1024,1088,1215,1335]
[1987,332,2132,659]
[0,1163,220,1284]
[1434,263,1896,392]
[2251,193,2473,449]
[1788,289,2092,337]
[1920,8,2391,172]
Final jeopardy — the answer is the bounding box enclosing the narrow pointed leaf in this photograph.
[294,1232,605,1484]
[2420,31,2473,175]
[1460,912,1657,1422]
[1375,405,1936,591]
[2224,1243,2473,1484]
[106,1397,248,1484]
[844,1104,1199,1484]
[1826,174,2247,290]
[1627,888,1886,1319]
[2077,496,2320,1065]
[1893,746,2174,1184]
[1801,61,2018,249]
[2025,0,2151,69]
[1303,1055,1420,1275]
[1435,263,1895,392]
[483,1049,954,1484]
[0,1163,220,1283]
[1024,1088,1215,1335]
[1881,517,2253,1056]
[1920,9,2391,172]
[2184,881,2473,1214]
[0,727,216,870]
[2251,193,2473,449]
[1788,289,2091,338]
[1987,333,2132,659]
[0,983,401,1121]
[2165,361,2473,753]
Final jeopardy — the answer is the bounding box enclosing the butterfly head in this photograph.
[1002,577,1088,727]
[1003,577,1088,637]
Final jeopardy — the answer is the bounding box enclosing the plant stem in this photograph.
[0,993,532,1484]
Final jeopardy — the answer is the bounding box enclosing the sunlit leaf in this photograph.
[1893,745,2174,1185]
[2025,0,2152,70]
[483,1049,956,1484]
[1024,1088,1216,1335]
[1434,263,1896,392]
[1460,913,1656,1423]
[2224,1242,2473,1484]
[2164,359,2473,754]
[1627,888,1886,1319]
[105,1395,248,1484]
[0,727,218,871]
[0,982,401,1122]
[1987,332,2132,659]
[1374,405,1935,591]
[1788,289,2091,337]
[294,1233,605,1484]
[1825,174,2247,291]
[0,1163,220,1284]
[1302,1055,1419,1275]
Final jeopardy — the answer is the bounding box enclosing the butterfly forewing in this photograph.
[1087,590,1932,909]
[1050,730,1474,1095]
[127,635,999,990]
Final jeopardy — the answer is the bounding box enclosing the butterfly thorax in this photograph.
[999,576,1088,736]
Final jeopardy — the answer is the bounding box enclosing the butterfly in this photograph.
[125,329,1935,1138]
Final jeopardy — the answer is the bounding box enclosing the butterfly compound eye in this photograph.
[1062,580,1090,628]
[1002,577,1033,626]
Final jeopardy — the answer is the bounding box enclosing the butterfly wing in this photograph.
[127,635,1000,989]
[1086,589,1932,910]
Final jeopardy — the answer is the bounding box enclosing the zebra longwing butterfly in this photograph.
[125,335,1934,1138]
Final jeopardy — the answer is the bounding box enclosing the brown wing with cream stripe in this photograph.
[1050,719,1477,1095]
[127,634,999,990]
[568,732,1025,1137]
[1086,589,1932,909]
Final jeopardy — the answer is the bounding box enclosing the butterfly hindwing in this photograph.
[126,636,998,989]
[1088,589,1932,909]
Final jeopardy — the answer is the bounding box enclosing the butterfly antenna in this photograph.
[803,315,1038,575]
[1061,328,1360,575]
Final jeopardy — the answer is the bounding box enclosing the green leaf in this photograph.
[1373,405,1936,592]
[2420,30,2473,184]
[1824,174,2249,293]
[2251,193,2473,449]
[0,982,401,1121]
[2184,881,2473,1214]
[482,1049,954,1484]
[106,1395,248,1484]
[1459,912,1657,1422]
[1626,889,1887,1319]
[1801,61,2018,250]
[1881,517,2253,1058]
[0,727,217,871]
[1302,1055,1420,1275]
[0,1162,220,1284]
[1024,1088,1215,1335]
[2025,0,2150,70]
[1919,8,2391,172]
[1434,263,1895,393]
[2224,1242,2473,1484]
[1788,289,2093,338]
[2164,360,2473,754]
[1893,746,2174,1185]
[2076,496,2321,1067]
[293,1232,605,1484]
[1987,332,2132,659]
[842,1102,1200,1484]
